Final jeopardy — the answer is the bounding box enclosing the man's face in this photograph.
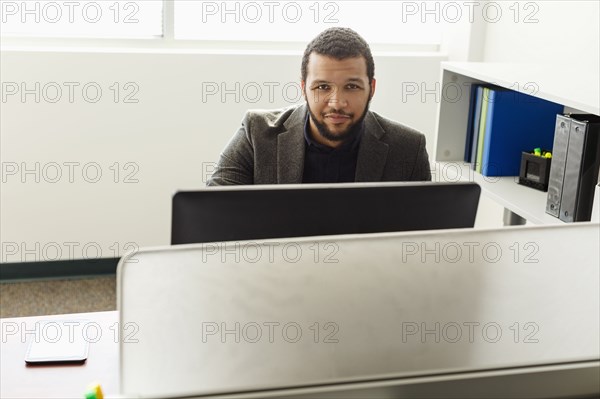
[302,53,376,148]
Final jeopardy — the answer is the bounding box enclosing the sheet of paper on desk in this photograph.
[24,320,90,364]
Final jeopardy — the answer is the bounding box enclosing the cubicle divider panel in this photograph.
[117,223,600,398]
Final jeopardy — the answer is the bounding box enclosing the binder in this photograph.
[475,87,491,173]
[558,114,600,222]
[479,88,563,176]
[546,115,572,217]
[468,85,484,166]
[464,84,479,162]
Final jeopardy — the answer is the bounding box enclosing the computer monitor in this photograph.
[171,182,481,245]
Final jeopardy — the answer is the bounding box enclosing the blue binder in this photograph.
[480,88,563,176]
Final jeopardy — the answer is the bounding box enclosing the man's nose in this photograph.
[328,87,348,107]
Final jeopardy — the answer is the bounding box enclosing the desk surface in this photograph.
[0,311,118,399]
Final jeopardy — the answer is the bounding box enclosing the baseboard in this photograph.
[0,258,118,282]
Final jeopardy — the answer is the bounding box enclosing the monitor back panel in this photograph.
[119,223,600,398]
[171,182,481,245]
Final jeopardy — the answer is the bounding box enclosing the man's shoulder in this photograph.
[368,111,425,141]
[243,104,305,129]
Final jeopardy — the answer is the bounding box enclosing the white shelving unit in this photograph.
[434,62,600,225]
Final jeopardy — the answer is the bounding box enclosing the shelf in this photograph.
[435,62,600,163]
[434,62,599,225]
[434,162,564,225]
[442,62,600,115]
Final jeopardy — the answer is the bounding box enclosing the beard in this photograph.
[306,96,372,144]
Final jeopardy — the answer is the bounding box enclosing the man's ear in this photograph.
[370,78,377,99]
[301,80,306,100]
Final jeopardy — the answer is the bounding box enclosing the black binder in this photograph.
[549,114,600,222]
[546,115,572,217]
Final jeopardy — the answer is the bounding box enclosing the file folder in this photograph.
[546,115,572,217]
[558,114,600,222]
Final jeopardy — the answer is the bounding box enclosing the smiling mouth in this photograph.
[324,113,352,123]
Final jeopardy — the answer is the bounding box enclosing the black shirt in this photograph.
[302,115,363,183]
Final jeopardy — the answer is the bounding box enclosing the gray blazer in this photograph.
[207,104,431,185]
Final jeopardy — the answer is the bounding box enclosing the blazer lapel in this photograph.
[277,105,307,184]
[355,112,389,182]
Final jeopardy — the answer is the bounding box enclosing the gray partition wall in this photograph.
[118,223,600,398]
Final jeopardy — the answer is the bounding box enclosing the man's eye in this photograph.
[315,84,330,90]
[347,84,360,90]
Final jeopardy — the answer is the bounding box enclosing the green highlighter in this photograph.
[84,383,103,399]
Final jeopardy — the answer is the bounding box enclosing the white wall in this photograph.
[6,0,595,263]
[482,0,599,72]
[0,50,446,262]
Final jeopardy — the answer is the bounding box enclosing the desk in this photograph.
[0,311,118,399]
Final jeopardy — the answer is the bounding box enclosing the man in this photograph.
[207,27,431,185]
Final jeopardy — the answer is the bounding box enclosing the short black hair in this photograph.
[301,27,375,83]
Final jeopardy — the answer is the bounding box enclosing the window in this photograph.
[174,1,442,45]
[0,0,163,38]
[1,0,444,47]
